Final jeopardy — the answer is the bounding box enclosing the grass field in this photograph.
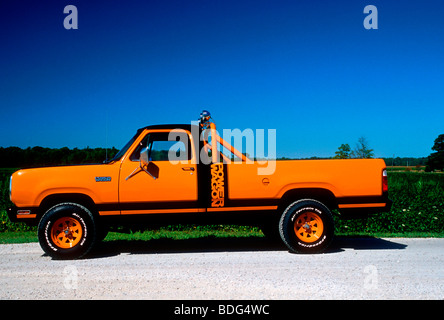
[334,171,444,235]
[386,166,425,172]
[0,225,266,244]
[1,168,443,244]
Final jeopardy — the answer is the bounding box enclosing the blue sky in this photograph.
[1,0,443,158]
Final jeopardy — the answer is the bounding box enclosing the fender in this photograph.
[10,164,119,209]
[278,187,338,211]
[276,182,340,200]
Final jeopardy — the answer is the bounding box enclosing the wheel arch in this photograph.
[278,188,338,213]
[39,193,98,219]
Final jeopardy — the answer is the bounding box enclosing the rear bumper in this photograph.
[337,195,392,219]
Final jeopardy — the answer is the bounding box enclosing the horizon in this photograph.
[1,0,443,159]
[0,144,430,161]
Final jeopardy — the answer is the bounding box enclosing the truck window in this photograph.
[109,131,141,162]
[130,132,191,161]
[150,140,187,161]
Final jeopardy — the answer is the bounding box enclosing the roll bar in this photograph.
[198,110,249,163]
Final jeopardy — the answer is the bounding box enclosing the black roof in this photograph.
[137,124,199,132]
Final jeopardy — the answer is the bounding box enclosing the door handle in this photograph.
[182,167,195,171]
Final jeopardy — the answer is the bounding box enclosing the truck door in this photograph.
[119,129,199,214]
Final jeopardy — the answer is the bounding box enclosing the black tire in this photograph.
[97,225,109,242]
[38,203,97,260]
[260,221,281,242]
[279,199,334,254]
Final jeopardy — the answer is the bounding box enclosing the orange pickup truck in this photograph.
[8,111,391,259]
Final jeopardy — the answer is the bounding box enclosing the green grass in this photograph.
[0,225,264,244]
[105,225,264,241]
[0,231,38,244]
[1,228,443,245]
[334,171,444,234]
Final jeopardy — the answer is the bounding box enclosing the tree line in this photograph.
[0,146,119,168]
[1,133,442,170]
[332,134,444,171]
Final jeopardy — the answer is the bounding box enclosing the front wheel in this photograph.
[279,199,334,254]
[38,203,97,260]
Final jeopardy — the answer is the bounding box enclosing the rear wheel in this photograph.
[279,199,334,253]
[38,203,97,260]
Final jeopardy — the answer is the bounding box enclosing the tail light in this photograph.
[382,169,388,193]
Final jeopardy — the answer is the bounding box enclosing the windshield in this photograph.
[107,130,142,163]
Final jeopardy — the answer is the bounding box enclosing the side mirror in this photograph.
[140,147,150,168]
[139,147,156,179]
[125,147,156,180]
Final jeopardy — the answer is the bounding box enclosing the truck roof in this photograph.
[138,124,198,132]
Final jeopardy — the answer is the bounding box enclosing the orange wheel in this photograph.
[39,203,96,259]
[280,200,334,253]
[50,217,83,249]
[293,211,324,243]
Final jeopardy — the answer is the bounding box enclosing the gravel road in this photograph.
[1,237,443,300]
